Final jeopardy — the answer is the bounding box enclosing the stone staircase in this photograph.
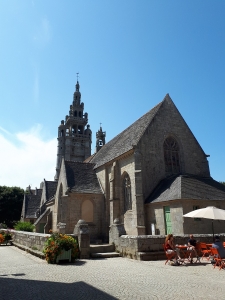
[90,244,120,258]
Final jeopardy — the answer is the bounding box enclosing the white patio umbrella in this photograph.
[183,206,225,240]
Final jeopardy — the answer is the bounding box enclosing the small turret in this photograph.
[96,125,106,152]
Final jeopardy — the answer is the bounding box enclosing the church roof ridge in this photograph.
[65,159,95,166]
[89,95,167,168]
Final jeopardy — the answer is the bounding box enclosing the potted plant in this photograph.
[0,233,4,244]
[43,231,79,264]
[0,230,12,245]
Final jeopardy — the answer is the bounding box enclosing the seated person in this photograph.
[165,234,182,261]
[212,236,225,258]
[187,234,199,261]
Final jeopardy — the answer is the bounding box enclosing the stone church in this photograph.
[21,81,225,242]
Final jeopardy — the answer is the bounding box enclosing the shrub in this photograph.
[14,221,34,232]
[43,232,79,264]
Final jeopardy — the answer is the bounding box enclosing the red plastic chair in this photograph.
[199,243,211,261]
[210,248,225,270]
[163,244,177,265]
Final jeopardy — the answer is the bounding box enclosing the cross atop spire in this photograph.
[75,73,80,92]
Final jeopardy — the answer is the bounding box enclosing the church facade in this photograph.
[21,82,225,242]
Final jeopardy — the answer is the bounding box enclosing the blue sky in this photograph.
[0,0,225,188]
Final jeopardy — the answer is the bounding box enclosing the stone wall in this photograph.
[2,230,79,255]
[118,234,225,260]
[7,230,50,252]
[146,199,225,236]
[139,98,210,203]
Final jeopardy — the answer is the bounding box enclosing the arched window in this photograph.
[79,111,82,118]
[163,137,180,174]
[78,125,83,134]
[124,174,132,212]
[74,111,77,117]
[81,200,93,222]
[72,126,76,135]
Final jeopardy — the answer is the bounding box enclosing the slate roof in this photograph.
[84,153,97,163]
[65,160,103,194]
[45,180,57,201]
[89,99,164,168]
[24,189,42,218]
[145,174,225,204]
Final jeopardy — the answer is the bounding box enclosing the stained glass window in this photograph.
[164,137,180,174]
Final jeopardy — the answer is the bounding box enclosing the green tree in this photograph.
[0,186,24,227]
[219,182,225,186]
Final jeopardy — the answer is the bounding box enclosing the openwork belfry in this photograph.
[124,174,132,212]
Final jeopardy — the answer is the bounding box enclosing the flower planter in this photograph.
[56,249,72,264]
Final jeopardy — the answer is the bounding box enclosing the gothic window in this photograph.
[124,174,132,212]
[66,128,70,136]
[72,126,76,135]
[163,137,180,174]
[74,111,77,117]
[79,111,82,118]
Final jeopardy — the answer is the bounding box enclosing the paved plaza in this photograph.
[1,246,225,300]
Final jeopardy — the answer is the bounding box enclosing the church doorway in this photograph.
[164,206,172,234]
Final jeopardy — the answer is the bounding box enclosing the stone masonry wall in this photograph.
[66,193,105,241]
[12,230,50,252]
[117,233,225,260]
[146,199,225,236]
[139,98,210,203]
[96,153,138,236]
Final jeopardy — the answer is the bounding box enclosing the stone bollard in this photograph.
[109,218,126,252]
[74,220,90,259]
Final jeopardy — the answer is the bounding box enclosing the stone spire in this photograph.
[54,80,92,181]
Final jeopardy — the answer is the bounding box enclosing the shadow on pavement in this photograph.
[0,277,117,300]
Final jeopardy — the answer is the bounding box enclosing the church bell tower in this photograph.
[96,125,106,152]
[54,80,92,181]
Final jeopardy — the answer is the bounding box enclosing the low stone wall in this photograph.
[1,229,78,255]
[116,233,225,260]
[12,230,50,252]
[1,220,89,259]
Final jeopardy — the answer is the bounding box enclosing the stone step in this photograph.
[90,244,115,254]
[90,252,120,258]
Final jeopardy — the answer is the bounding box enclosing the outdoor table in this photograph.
[175,245,191,261]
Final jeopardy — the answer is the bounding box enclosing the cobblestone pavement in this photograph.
[1,246,225,300]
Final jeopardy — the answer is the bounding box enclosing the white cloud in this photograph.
[0,125,57,189]
[0,126,11,135]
